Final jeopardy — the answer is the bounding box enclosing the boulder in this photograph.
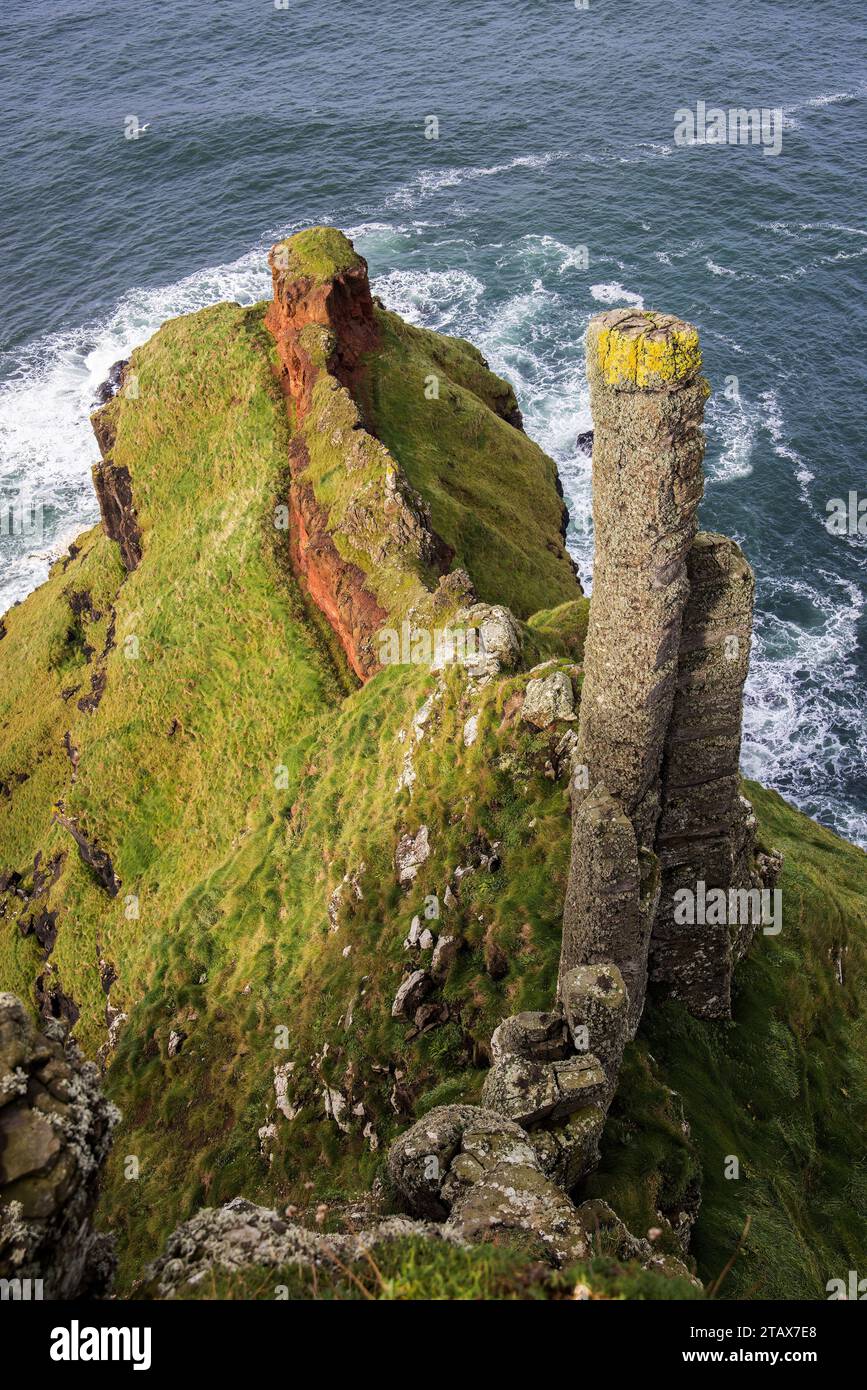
[387,1104,536,1220]
[481,1053,606,1127]
[444,1160,588,1266]
[528,1106,606,1190]
[431,933,460,981]
[521,670,576,728]
[0,993,119,1299]
[559,962,629,1092]
[146,1196,455,1298]
[489,1011,569,1065]
[458,603,522,677]
[391,970,432,1019]
[395,826,430,885]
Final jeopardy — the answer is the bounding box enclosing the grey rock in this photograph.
[445,1160,588,1266]
[527,1105,606,1189]
[391,970,432,1019]
[489,1011,569,1065]
[481,1053,606,1127]
[0,993,119,1299]
[147,1196,459,1298]
[560,962,629,1093]
[395,826,430,885]
[458,603,522,677]
[431,934,459,980]
[387,1104,537,1220]
[521,670,576,728]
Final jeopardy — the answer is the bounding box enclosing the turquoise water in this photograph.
[0,0,864,843]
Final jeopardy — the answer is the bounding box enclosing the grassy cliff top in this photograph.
[271,226,366,283]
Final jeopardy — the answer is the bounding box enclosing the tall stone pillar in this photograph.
[574,309,708,848]
[650,532,756,1018]
[560,310,708,1033]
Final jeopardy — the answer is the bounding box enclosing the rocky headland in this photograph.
[1,229,865,1301]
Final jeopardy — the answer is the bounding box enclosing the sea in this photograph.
[0,0,864,844]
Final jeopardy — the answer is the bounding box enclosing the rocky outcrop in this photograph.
[560,963,630,1103]
[0,994,118,1299]
[521,668,576,728]
[90,407,142,573]
[93,357,129,407]
[266,229,464,682]
[387,1104,589,1265]
[264,229,380,418]
[560,789,645,1026]
[52,807,120,897]
[146,1196,457,1299]
[574,309,707,848]
[556,311,773,1182]
[651,533,757,1017]
[286,436,390,680]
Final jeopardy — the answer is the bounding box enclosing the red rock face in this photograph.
[287,439,387,682]
[264,255,379,420]
[266,244,393,682]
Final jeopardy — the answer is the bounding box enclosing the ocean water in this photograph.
[1,0,864,845]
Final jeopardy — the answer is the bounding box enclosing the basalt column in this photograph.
[574,310,708,844]
[650,532,756,1018]
[561,309,708,1029]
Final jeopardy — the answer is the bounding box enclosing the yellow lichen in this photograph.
[596,317,702,388]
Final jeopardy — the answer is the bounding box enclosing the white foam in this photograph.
[383,151,569,212]
[372,267,486,332]
[705,395,757,483]
[0,241,275,613]
[759,389,814,490]
[743,571,867,847]
[589,282,644,307]
[806,90,859,107]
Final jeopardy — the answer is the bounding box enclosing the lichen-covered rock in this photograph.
[387,1104,537,1220]
[481,1053,606,1127]
[528,1105,606,1189]
[560,787,646,1032]
[521,670,576,728]
[147,1195,456,1298]
[444,1159,588,1266]
[0,993,119,1298]
[576,308,706,849]
[458,603,522,677]
[430,933,460,981]
[395,825,430,885]
[559,962,629,1095]
[489,1011,569,1065]
[651,533,757,1020]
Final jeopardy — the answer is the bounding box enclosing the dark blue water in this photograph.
[1,0,865,843]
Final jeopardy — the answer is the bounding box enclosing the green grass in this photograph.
[272,226,364,283]
[364,307,581,618]
[144,1237,703,1301]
